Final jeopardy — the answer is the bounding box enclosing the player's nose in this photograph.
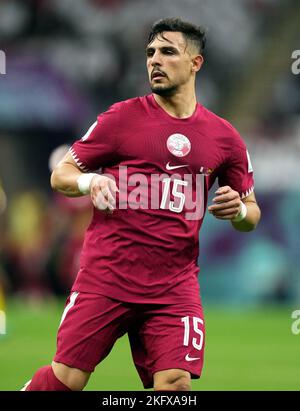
[150,51,163,67]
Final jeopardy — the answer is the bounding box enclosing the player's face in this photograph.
[146,31,197,96]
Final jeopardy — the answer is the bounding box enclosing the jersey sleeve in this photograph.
[69,104,120,172]
[218,136,254,199]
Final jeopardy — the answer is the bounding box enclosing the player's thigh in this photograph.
[54,291,134,374]
[129,302,205,388]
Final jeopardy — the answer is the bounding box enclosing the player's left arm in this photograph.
[208,186,261,232]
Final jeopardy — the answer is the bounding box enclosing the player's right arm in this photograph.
[50,152,84,197]
[50,152,118,212]
[52,104,121,210]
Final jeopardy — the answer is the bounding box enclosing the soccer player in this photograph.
[22,18,261,391]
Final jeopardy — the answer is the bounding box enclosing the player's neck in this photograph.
[153,91,197,119]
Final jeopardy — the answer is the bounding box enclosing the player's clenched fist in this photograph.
[90,175,119,213]
[208,185,243,220]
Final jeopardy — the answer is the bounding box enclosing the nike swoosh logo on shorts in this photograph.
[166,162,188,170]
[185,353,200,362]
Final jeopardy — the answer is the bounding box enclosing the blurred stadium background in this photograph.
[0,0,300,391]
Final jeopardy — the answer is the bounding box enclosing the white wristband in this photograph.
[77,173,98,195]
[231,201,247,223]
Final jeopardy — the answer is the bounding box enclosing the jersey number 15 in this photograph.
[160,178,188,213]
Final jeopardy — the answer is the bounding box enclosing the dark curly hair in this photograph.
[148,17,206,54]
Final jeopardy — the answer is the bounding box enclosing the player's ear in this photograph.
[192,54,204,73]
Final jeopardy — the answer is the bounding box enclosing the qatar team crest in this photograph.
[167,134,191,157]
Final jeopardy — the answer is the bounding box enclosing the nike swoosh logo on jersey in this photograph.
[166,162,188,171]
[185,353,200,362]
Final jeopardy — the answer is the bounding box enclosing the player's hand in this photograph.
[208,186,242,220]
[90,175,119,214]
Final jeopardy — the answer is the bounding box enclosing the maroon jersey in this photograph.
[69,94,254,304]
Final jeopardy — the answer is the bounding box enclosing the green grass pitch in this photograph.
[0,298,299,391]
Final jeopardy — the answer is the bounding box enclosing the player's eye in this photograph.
[163,47,177,54]
[146,49,154,57]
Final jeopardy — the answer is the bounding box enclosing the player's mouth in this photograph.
[151,70,167,80]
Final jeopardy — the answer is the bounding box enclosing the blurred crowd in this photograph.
[0,179,93,298]
[1,0,298,129]
[0,0,300,302]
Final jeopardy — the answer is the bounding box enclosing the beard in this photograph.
[150,83,178,97]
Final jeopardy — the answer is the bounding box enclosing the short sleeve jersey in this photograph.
[69,94,254,304]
